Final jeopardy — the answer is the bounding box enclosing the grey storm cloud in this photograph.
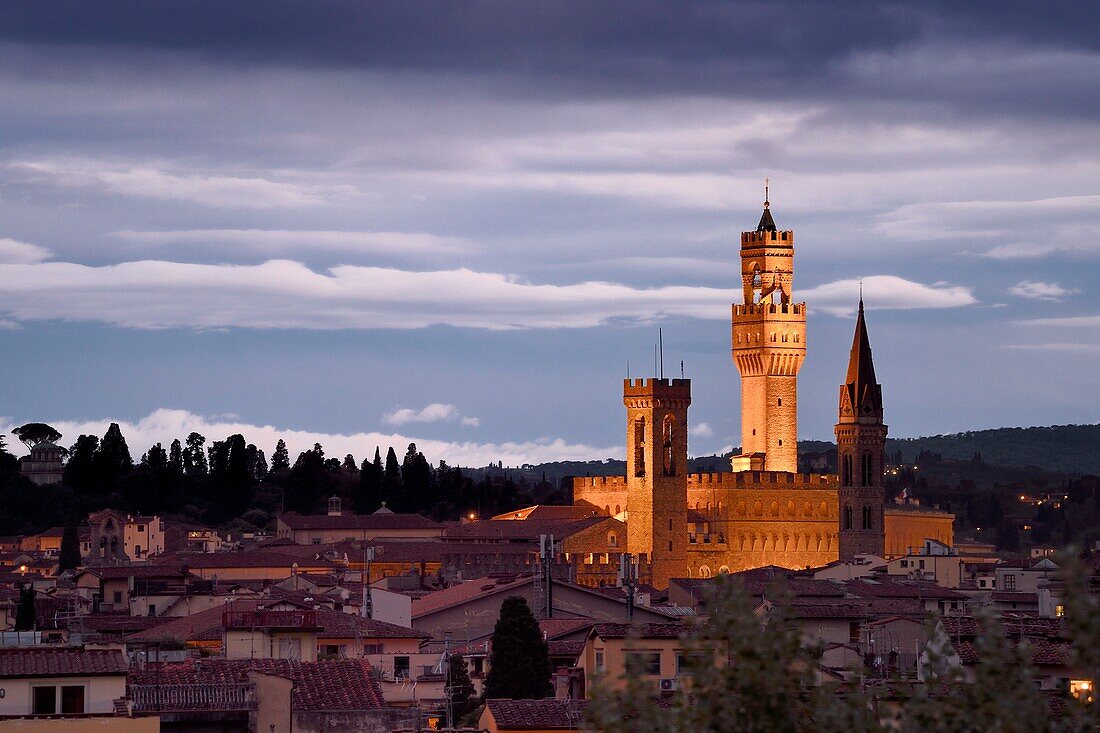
[1,1,1097,115]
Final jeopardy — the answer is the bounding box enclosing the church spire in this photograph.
[841,297,882,421]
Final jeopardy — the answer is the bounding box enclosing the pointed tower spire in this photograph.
[841,297,882,421]
[756,178,777,233]
[835,296,887,560]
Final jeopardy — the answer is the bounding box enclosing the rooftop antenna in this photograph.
[659,328,664,379]
[680,360,684,380]
[626,360,630,381]
[764,177,770,209]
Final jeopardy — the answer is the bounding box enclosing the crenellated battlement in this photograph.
[688,471,837,488]
[622,377,691,399]
[741,229,794,247]
[732,302,806,318]
[573,475,629,490]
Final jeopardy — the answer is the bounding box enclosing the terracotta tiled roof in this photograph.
[125,598,426,644]
[844,578,966,600]
[486,699,589,730]
[991,591,1038,603]
[81,613,167,633]
[953,638,1070,667]
[443,516,611,541]
[77,564,189,580]
[538,618,595,640]
[592,622,683,639]
[0,648,126,678]
[130,658,386,711]
[547,640,585,659]
[278,512,442,531]
[491,505,605,521]
[153,551,337,570]
[412,575,533,617]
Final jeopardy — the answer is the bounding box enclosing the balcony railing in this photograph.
[222,609,317,630]
[129,683,256,712]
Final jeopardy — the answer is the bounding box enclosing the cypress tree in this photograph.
[14,585,37,631]
[59,516,82,571]
[270,439,290,473]
[355,448,383,514]
[447,652,475,721]
[483,596,552,700]
[383,447,402,509]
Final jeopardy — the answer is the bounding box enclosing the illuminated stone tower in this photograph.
[731,190,806,473]
[836,298,887,560]
[624,377,690,589]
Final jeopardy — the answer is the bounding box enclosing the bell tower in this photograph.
[624,377,690,590]
[731,186,806,473]
[836,298,887,560]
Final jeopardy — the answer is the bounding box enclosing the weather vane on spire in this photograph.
[764,177,770,209]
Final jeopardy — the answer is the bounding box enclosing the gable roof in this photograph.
[0,649,127,678]
[412,575,533,618]
[278,512,442,532]
[486,699,589,730]
[125,598,427,644]
[442,516,613,542]
[592,622,683,640]
[130,658,386,711]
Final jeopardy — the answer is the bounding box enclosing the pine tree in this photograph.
[183,432,208,475]
[97,423,133,480]
[59,516,82,571]
[143,443,169,470]
[483,596,552,700]
[271,439,290,473]
[14,585,37,631]
[342,454,358,473]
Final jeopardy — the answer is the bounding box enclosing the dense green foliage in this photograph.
[483,596,553,701]
[2,423,546,535]
[447,652,476,722]
[588,568,1100,733]
[11,422,62,449]
[59,516,82,571]
[886,424,1100,475]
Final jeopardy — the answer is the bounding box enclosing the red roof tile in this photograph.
[443,516,611,541]
[592,622,683,639]
[0,649,127,678]
[130,658,386,711]
[412,575,533,617]
[278,513,441,531]
[126,599,426,644]
[486,699,589,730]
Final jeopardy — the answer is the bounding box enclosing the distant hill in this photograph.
[494,424,1100,486]
[884,424,1100,476]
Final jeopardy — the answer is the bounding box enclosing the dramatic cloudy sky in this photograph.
[1,2,1098,466]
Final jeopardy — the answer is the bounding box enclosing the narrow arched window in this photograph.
[842,454,853,485]
[843,505,853,530]
[662,416,676,476]
[862,506,872,530]
[633,417,646,477]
